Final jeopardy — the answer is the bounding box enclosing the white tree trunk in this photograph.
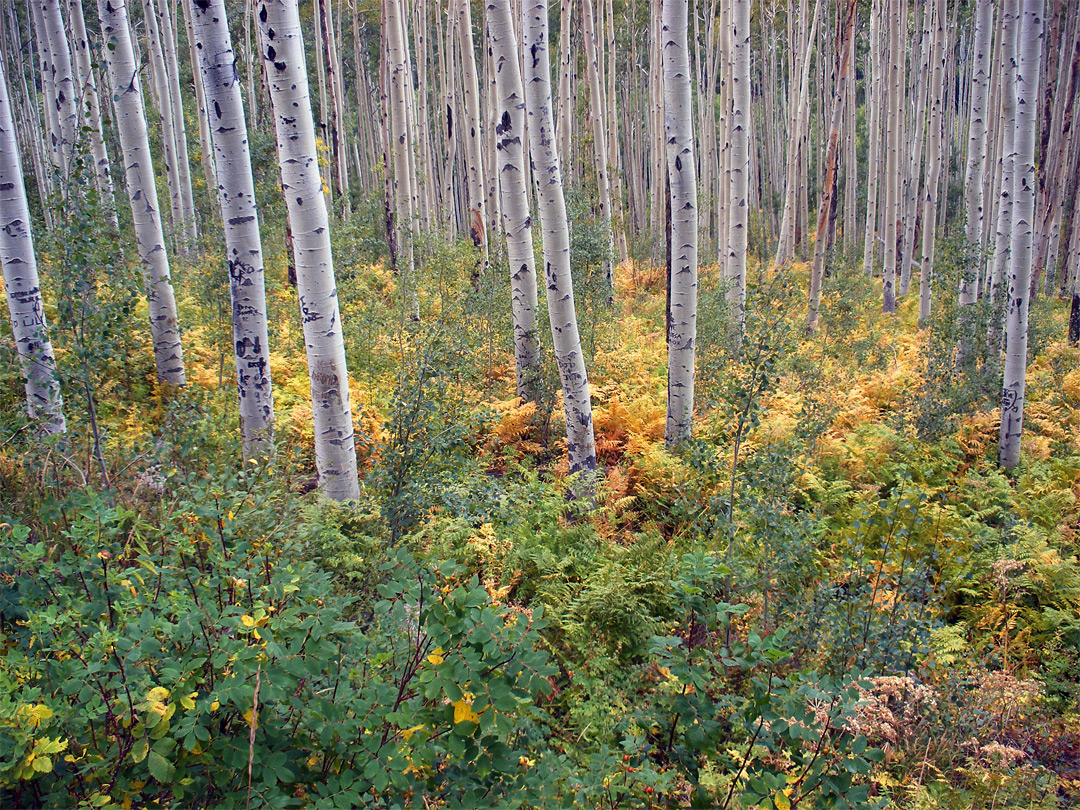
[522,0,597,484]
[157,0,197,247]
[662,0,697,447]
[190,0,275,456]
[862,0,883,275]
[726,0,750,329]
[458,0,488,252]
[0,58,65,434]
[256,0,358,499]
[42,0,79,190]
[961,0,993,306]
[69,0,120,231]
[581,0,615,300]
[487,0,541,402]
[385,0,415,272]
[97,0,186,386]
[918,0,947,323]
[989,0,1021,311]
[999,0,1045,470]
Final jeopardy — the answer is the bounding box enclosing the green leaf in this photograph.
[148,751,176,783]
[131,737,149,764]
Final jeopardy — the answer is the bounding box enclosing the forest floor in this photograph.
[2,243,1079,809]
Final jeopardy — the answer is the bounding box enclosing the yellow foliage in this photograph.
[486,397,541,454]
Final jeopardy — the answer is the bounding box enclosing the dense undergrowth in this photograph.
[1,219,1079,809]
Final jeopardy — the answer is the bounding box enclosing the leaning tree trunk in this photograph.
[189,0,275,457]
[256,0,359,500]
[522,0,597,486]
[69,0,119,231]
[999,0,1045,470]
[961,0,994,308]
[662,0,698,447]
[726,0,750,331]
[97,0,186,387]
[807,0,857,334]
[0,57,65,434]
[487,0,541,402]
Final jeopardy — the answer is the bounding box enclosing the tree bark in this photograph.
[523,0,597,485]
[97,0,186,387]
[257,0,359,499]
[999,0,1045,470]
[662,0,697,447]
[726,0,750,329]
[961,0,993,306]
[0,57,66,434]
[189,0,275,456]
[918,0,947,324]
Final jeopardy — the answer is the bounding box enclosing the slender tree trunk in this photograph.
[989,0,1021,315]
[961,0,993,307]
[662,0,697,447]
[385,0,415,277]
[257,0,359,499]
[0,58,65,434]
[42,0,80,193]
[141,0,184,236]
[807,0,857,334]
[862,0,883,274]
[775,0,821,268]
[487,0,541,402]
[918,0,947,324]
[97,0,186,387]
[69,0,119,231]
[726,0,750,329]
[180,0,218,203]
[999,0,1045,470]
[581,0,615,300]
[459,0,489,254]
[881,0,901,313]
[523,0,597,485]
[189,0,275,456]
[158,0,198,247]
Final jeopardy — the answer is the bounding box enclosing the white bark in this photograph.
[385,0,415,271]
[989,0,1021,310]
[522,0,597,482]
[726,0,749,329]
[999,0,1044,470]
[42,0,79,189]
[97,0,186,386]
[487,0,541,401]
[581,0,615,300]
[69,0,120,231]
[662,0,697,447]
[157,0,197,246]
[0,58,65,434]
[257,0,359,499]
[189,0,275,456]
[459,0,488,251]
[961,0,993,305]
[862,0,883,275]
[918,0,947,323]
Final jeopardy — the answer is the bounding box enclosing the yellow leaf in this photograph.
[241,615,256,628]
[210,700,220,712]
[452,699,481,725]
[426,647,445,666]
[775,789,792,810]
[146,687,170,704]
[179,692,198,711]
[244,708,258,731]
[401,724,425,741]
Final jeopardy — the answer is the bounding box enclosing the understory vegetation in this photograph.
[1,217,1078,809]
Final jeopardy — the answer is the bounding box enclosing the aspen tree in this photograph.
[807,0,857,334]
[662,0,697,447]
[487,0,541,402]
[862,0,883,275]
[41,0,79,190]
[522,0,597,485]
[156,0,197,246]
[189,0,275,456]
[999,0,1045,470]
[775,0,821,268]
[29,3,62,178]
[459,0,489,252]
[581,0,615,301]
[899,1,931,298]
[961,0,993,307]
[881,0,901,313]
[0,57,65,435]
[97,0,186,387]
[385,0,415,274]
[257,0,359,500]
[726,0,750,329]
[8,4,54,222]
[179,0,218,200]
[556,0,573,169]
[141,0,184,236]
[69,0,119,231]
[918,0,947,324]
[988,0,1020,311]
